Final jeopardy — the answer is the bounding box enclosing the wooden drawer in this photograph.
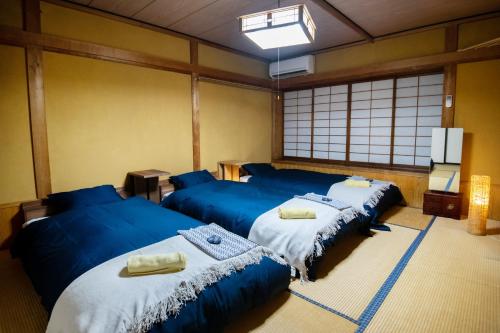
[423,191,462,220]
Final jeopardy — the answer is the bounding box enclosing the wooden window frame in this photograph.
[280,69,444,173]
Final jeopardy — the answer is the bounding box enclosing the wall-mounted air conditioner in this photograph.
[269,55,315,79]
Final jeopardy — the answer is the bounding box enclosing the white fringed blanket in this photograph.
[46,236,285,333]
[248,197,361,281]
[326,179,392,213]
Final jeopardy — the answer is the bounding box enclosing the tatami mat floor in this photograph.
[1,209,499,333]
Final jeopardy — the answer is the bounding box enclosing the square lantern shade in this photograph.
[467,175,491,235]
[239,5,316,49]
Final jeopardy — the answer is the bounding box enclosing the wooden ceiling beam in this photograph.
[310,0,373,41]
[277,45,500,89]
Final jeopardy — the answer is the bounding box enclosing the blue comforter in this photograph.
[247,168,403,224]
[11,196,290,333]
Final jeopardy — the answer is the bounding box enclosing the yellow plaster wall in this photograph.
[458,17,500,49]
[0,0,23,28]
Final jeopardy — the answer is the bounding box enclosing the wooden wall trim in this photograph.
[0,25,271,88]
[442,25,458,127]
[190,40,201,171]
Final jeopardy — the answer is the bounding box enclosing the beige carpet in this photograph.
[289,224,419,320]
[365,217,500,333]
[380,206,433,230]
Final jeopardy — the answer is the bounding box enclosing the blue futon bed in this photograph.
[12,185,290,333]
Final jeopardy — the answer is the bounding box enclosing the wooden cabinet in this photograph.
[217,160,247,181]
[423,190,462,219]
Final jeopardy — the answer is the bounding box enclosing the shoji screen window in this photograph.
[349,79,393,164]
[394,73,443,166]
[312,84,348,160]
[283,89,312,158]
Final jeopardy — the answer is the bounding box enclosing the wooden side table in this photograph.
[218,160,248,181]
[423,190,462,220]
[128,169,170,203]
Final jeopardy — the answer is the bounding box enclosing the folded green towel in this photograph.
[278,207,316,219]
[345,179,371,188]
[127,252,187,275]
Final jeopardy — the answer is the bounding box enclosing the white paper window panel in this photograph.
[397,77,418,88]
[394,146,415,155]
[314,111,329,120]
[371,117,392,127]
[284,113,297,121]
[373,79,393,90]
[370,136,391,145]
[350,127,369,136]
[416,146,431,156]
[314,119,329,127]
[298,89,312,98]
[314,143,329,151]
[330,111,347,119]
[350,153,369,162]
[297,135,311,143]
[445,128,463,163]
[284,99,297,107]
[284,121,297,128]
[372,89,393,99]
[315,95,330,104]
[372,108,392,118]
[329,152,346,160]
[350,144,369,153]
[417,116,441,127]
[331,85,348,94]
[416,136,432,146]
[284,106,297,113]
[298,128,311,136]
[297,97,312,106]
[352,110,371,119]
[298,105,312,112]
[370,154,390,164]
[331,93,348,102]
[352,100,371,110]
[419,74,444,86]
[284,143,297,150]
[314,87,330,96]
[370,145,390,154]
[313,151,329,159]
[396,97,417,107]
[330,144,346,152]
[352,91,371,101]
[351,118,370,127]
[298,113,311,121]
[394,136,415,145]
[393,155,414,165]
[396,86,418,98]
[331,119,347,128]
[296,143,309,150]
[284,135,296,142]
[330,136,346,144]
[351,136,369,144]
[314,103,329,112]
[395,117,416,127]
[331,102,348,111]
[284,91,298,99]
[284,149,297,156]
[394,127,416,136]
[372,98,393,109]
[314,127,329,136]
[314,135,329,143]
[330,127,347,136]
[370,127,392,136]
[352,82,371,92]
[417,126,434,137]
[418,106,442,117]
[415,156,430,166]
[298,120,311,128]
[419,84,443,96]
[396,107,417,117]
[418,95,442,106]
[297,150,311,158]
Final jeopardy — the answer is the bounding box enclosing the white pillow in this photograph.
[22,216,49,229]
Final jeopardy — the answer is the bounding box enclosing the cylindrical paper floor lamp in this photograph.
[467,175,490,235]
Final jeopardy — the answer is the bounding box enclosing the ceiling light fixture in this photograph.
[239,4,316,49]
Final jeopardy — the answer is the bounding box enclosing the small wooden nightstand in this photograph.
[218,160,248,181]
[423,190,462,220]
[128,169,170,203]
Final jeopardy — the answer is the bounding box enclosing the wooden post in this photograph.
[442,24,458,128]
[190,40,201,170]
[271,91,284,160]
[23,0,52,198]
